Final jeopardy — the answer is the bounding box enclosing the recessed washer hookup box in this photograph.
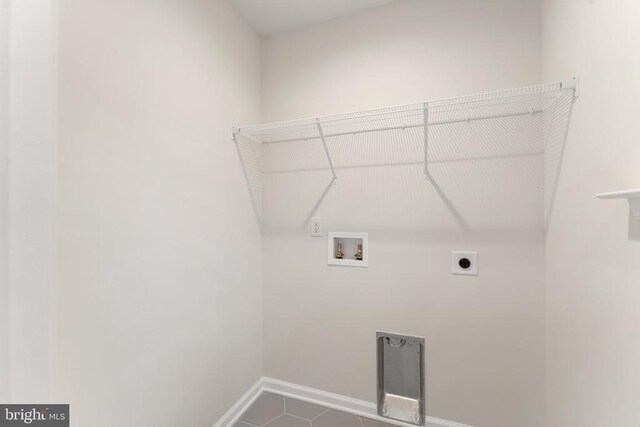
[376,331,425,426]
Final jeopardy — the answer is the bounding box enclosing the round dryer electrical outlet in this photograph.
[452,251,478,276]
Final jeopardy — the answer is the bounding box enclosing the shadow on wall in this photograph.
[544,89,577,227]
[235,133,263,225]
[629,212,640,241]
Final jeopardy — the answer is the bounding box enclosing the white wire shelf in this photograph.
[233,79,578,223]
[234,79,578,183]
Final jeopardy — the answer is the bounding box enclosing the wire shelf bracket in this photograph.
[316,120,338,185]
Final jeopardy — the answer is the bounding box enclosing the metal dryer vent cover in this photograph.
[376,331,425,426]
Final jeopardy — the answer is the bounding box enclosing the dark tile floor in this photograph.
[233,392,396,427]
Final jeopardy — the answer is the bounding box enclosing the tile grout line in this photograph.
[241,392,396,427]
[260,413,286,427]
[283,396,330,426]
[286,413,314,422]
[238,396,395,427]
[280,396,315,427]
[309,408,331,422]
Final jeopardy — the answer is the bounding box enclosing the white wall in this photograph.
[262,0,542,122]
[55,1,262,425]
[6,0,57,402]
[0,0,9,402]
[261,1,545,427]
[542,1,640,426]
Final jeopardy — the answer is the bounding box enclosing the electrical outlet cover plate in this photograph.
[452,251,478,276]
[311,216,322,237]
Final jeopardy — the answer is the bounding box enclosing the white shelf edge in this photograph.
[234,79,576,138]
[596,189,640,199]
[597,189,640,220]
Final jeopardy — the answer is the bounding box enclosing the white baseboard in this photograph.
[213,377,263,427]
[213,377,475,427]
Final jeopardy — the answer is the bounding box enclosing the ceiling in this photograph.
[232,0,401,36]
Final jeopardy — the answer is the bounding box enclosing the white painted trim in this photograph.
[263,377,382,423]
[7,0,58,402]
[213,377,475,427]
[213,378,264,427]
[327,231,369,267]
[0,0,10,403]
